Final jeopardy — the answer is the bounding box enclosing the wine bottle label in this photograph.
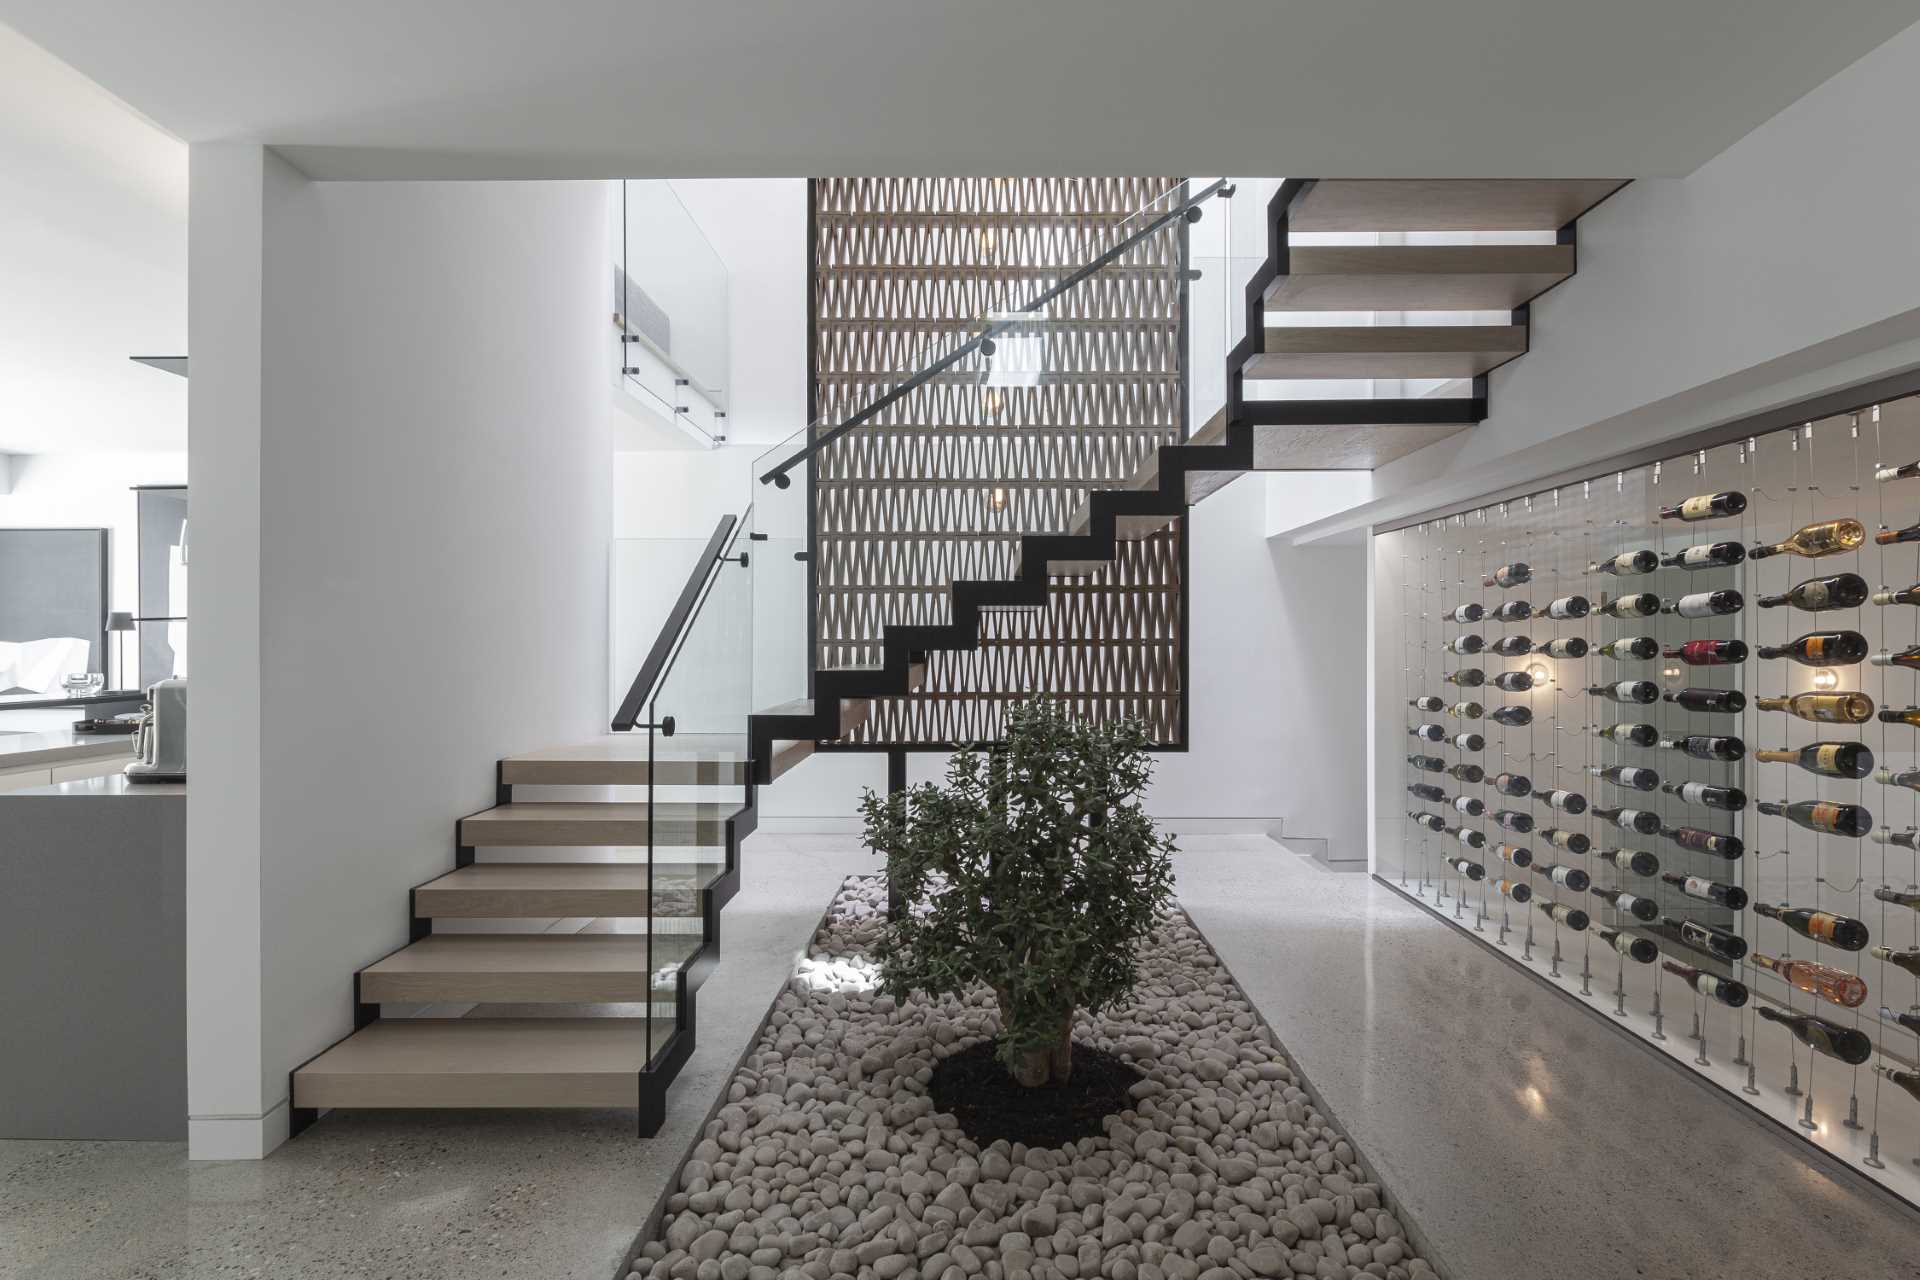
[1617,809,1650,829]
[1691,974,1718,999]
[1799,581,1833,609]
[1683,876,1711,896]
[1680,495,1714,519]
[1678,545,1721,566]
[1816,745,1846,771]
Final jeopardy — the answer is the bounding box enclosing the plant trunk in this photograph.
[998,991,1074,1087]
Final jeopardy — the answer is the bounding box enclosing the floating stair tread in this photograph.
[292,1018,662,1109]
[459,802,731,847]
[1248,325,1526,379]
[755,697,870,738]
[502,735,750,786]
[1267,244,1576,310]
[1290,179,1626,232]
[359,933,699,1003]
[414,862,722,918]
[1242,421,1473,470]
[1065,406,1228,541]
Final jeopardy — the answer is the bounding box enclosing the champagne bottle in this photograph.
[1879,707,1920,729]
[1410,723,1446,742]
[1868,828,1916,851]
[1876,765,1920,791]
[1490,772,1532,797]
[1598,847,1660,877]
[1494,842,1533,869]
[1594,886,1660,921]
[1444,824,1486,850]
[1663,639,1748,666]
[1490,670,1534,692]
[1870,646,1920,670]
[1489,706,1534,727]
[1757,572,1870,611]
[1662,825,1743,859]
[1749,953,1868,1008]
[1533,788,1588,815]
[1444,667,1486,687]
[1755,1005,1873,1065]
[1661,491,1747,522]
[1594,722,1658,747]
[1488,635,1532,657]
[1534,595,1590,620]
[1755,741,1873,778]
[1661,589,1743,618]
[1492,808,1535,834]
[1408,782,1446,802]
[1493,878,1533,904]
[1659,734,1746,762]
[1452,731,1485,752]
[1873,1063,1920,1103]
[1448,602,1485,623]
[1598,636,1658,660]
[1598,925,1658,963]
[1872,945,1920,978]
[1446,762,1485,784]
[1534,860,1590,891]
[1446,634,1486,655]
[1660,872,1749,911]
[1756,799,1873,838]
[1446,857,1486,881]
[1755,630,1869,665]
[1447,700,1484,719]
[1662,959,1749,1007]
[1537,900,1590,931]
[1589,549,1658,576]
[1877,460,1920,482]
[1594,805,1662,836]
[1452,794,1486,817]
[1597,592,1661,619]
[1663,914,1749,961]
[1662,688,1746,714]
[1408,810,1446,831]
[1485,563,1531,588]
[1753,902,1871,950]
[1659,780,1747,812]
[1749,517,1865,560]
[1410,694,1445,712]
[1589,764,1659,792]
[1875,584,1920,607]
[1877,523,1920,547]
[1589,680,1658,705]
[1873,886,1920,912]
[1492,600,1531,622]
[1541,828,1591,856]
[1407,753,1446,772]
[1756,691,1874,724]
[1661,541,1746,570]
[1534,637,1589,658]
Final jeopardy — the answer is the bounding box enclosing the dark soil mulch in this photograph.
[928,1038,1142,1149]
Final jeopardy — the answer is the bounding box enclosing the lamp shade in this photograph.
[108,611,136,632]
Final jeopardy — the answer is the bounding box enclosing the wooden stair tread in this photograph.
[460,801,731,847]
[1244,420,1474,470]
[1064,406,1226,541]
[359,932,699,1004]
[502,735,749,786]
[292,1018,664,1109]
[1248,324,1526,379]
[1267,244,1575,310]
[414,861,723,918]
[754,697,870,738]
[1290,179,1626,232]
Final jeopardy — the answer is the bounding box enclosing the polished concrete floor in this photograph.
[7,836,1919,1280]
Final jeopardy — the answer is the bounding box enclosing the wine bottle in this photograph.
[1594,886,1660,921]
[1446,857,1486,881]
[1534,595,1591,620]
[1886,1009,1920,1036]
[1407,753,1446,772]
[1749,953,1867,1008]
[1492,600,1532,622]
[1755,741,1873,778]
[1537,900,1590,931]
[1663,914,1749,961]
[1534,788,1588,815]
[1446,634,1486,655]
[1589,549,1658,576]
[1755,631,1870,665]
[1446,762,1485,784]
[1662,688,1746,714]
[1756,799,1873,838]
[1410,723,1446,742]
[1534,861,1590,891]
[1877,460,1920,482]
[1488,635,1532,657]
[1659,780,1747,812]
[1755,1005,1873,1065]
[1444,667,1487,687]
[1756,691,1874,724]
[1660,872,1749,911]
[1408,782,1446,802]
[1661,589,1743,618]
[1597,592,1661,619]
[1408,810,1446,832]
[1878,523,1920,547]
[1488,706,1534,728]
[1490,670,1534,692]
[1749,517,1865,560]
[1448,602,1485,623]
[1452,795,1486,818]
[1880,707,1920,729]
[1410,695,1445,712]
[1444,824,1486,850]
[1493,878,1533,904]
[1492,809,1535,834]
[1485,563,1531,589]
[1589,764,1659,792]
[1662,825,1743,859]
[1757,573,1870,611]
[1873,886,1920,912]
[1753,902,1870,950]
[1598,847,1660,877]
[1661,491,1747,522]
[1490,772,1532,798]
[1876,765,1920,791]
[1452,731,1485,752]
[1597,636,1658,661]
[1534,637,1589,658]
[1447,700,1484,719]
[1540,828,1591,856]
[1493,842,1533,869]
[1870,646,1920,670]
[1594,722,1658,748]
[1872,945,1920,978]
[1873,1063,1920,1103]
[1662,959,1749,1007]
[1598,925,1658,963]
[1588,680,1658,705]
[1663,639,1748,666]
[1875,584,1920,607]
[1593,805,1662,836]
[1659,734,1746,762]
[1661,541,1746,571]
[1867,828,1916,850]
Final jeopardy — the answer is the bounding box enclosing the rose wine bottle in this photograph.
[1756,691,1874,724]
[1490,772,1532,797]
[1494,842,1533,869]
[1452,731,1485,752]
[1452,795,1486,817]
[1410,694,1445,712]
[1490,670,1534,692]
[1448,602,1485,623]
[1446,762,1485,784]
[1753,902,1870,950]
[1408,782,1446,802]
[1535,637,1589,658]
[1447,700,1484,719]
[1407,753,1446,772]
[1872,886,1920,912]
[1663,915,1749,961]
[1598,636,1659,661]
[1659,780,1747,812]
[1662,825,1744,859]
[1533,788,1588,815]
[1537,900,1590,931]
[1661,589,1743,619]
[1444,667,1486,687]
[1493,600,1532,622]
[1410,723,1446,742]
[1598,925,1658,963]
[1597,592,1661,619]
[1492,808,1535,834]
[1485,563,1531,588]
[1534,595,1591,620]
[1594,886,1660,921]
[1489,635,1532,657]
[1593,805,1662,836]
[1755,799,1873,838]
[1594,722,1659,747]
[1444,824,1486,850]
[1754,741,1873,778]
[1661,491,1747,522]
[1533,861,1590,892]
[1589,764,1659,792]
[1749,953,1868,1007]
[1756,1005,1873,1065]
[1662,959,1749,1007]
[1749,518,1865,559]
[1488,706,1534,727]
[1663,639,1748,666]
[1590,549,1658,576]
[1877,523,1920,547]
[1598,846,1660,877]
[1872,945,1920,978]
[1493,878,1533,903]
[1661,541,1746,570]
[1867,828,1916,850]
[1446,857,1486,881]
[1589,680,1659,705]
[1659,734,1746,762]
[1408,810,1446,832]
[1662,688,1746,714]
[1757,572,1870,612]
[1755,630,1869,665]
[1660,872,1749,911]
[1540,828,1591,856]
[1873,1063,1920,1103]
[1446,634,1486,655]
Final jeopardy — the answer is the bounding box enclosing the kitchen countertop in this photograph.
[0,728,135,772]
[4,773,183,798]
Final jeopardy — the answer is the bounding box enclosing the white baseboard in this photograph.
[188,1098,289,1160]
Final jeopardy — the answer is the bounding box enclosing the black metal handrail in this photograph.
[610,511,746,732]
[757,178,1231,487]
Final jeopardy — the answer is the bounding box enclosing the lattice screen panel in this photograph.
[810,177,1188,747]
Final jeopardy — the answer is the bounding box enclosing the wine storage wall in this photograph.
[1374,389,1920,1204]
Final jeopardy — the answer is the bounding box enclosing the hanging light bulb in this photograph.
[988,486,1009,513]
[1812,667,1839,690]
[1662,664,1684,685]
[983,389,1004,419]
[1526,663,1551,687]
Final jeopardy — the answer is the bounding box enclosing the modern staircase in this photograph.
[291,177,1623,1135]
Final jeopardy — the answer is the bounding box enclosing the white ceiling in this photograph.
[3,2,1915,181]
[0,23,185,454]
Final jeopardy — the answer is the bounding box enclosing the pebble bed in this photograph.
[630,877,1438,1280]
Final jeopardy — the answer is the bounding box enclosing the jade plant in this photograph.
[859,698,1177,1087]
